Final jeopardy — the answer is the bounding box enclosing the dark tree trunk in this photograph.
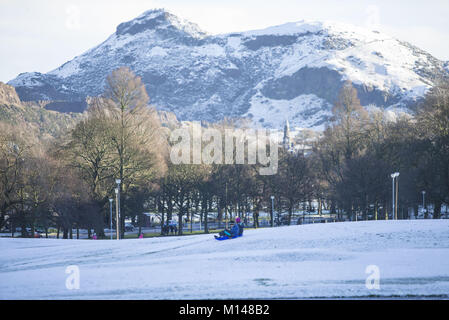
[202,196,209,234]
[374,203,378,220]
[287,201,293,226]
[159,197,165,236]
[217,200,223,228]
[167,197,173,221]
[434,200,442,219]
[330,201,336,215]
[253,199,260,228]
[21,222,27,238]
[178,209,183,235]
[204,209,209,234]
[138,212,142,237]
[120,213,125,239]
[187,198,192,233]
[254,211,259,228]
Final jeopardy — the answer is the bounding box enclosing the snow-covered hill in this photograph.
[1,220,449,299]
[8,9,449,129]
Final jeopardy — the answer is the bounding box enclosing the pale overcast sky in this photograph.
[1,0,449,82]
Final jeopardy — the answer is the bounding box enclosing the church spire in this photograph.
[283,119,291,150]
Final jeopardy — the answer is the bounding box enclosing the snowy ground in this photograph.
[1,220,449,299]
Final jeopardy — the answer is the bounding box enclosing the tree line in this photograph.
[1,67,448,238]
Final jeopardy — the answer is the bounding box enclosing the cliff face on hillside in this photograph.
[0,82,21,106]
[0,81,179,138]
[0,82,81,138]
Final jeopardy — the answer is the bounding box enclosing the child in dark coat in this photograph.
[218,217,244,238]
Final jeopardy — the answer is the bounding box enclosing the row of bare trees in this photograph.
[316,81,449,220]
[0,67,166,238]
[1,68,448,239]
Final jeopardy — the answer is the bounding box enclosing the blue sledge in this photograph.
[214,234,242,241]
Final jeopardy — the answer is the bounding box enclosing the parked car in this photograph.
[124,223,135,232]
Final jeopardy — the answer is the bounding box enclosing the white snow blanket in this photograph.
[1,220,448,299]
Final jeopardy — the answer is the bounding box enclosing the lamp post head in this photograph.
[109,198,113,203]
[115,179,121,185]
[422,191,426,195]
[391,172,400,178]
[270,196,274,200]
[114,188,118,194]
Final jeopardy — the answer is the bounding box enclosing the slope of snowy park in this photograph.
[1,220,449,299]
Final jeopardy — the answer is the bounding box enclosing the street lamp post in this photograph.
[422,191,426,218]
[270,196,275,227]
[115,188,119,240]
[109,198,113,240]
[225,182,228,230]
[115,179,121,239]
[391,173,395,220]
[395,173,399,220]
[390,172,400,220]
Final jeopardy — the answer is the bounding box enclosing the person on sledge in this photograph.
[217,217,244,238]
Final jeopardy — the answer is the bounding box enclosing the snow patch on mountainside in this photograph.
[193,44,226,57]
[246,93,332,129]
[50,60,82,78]
[10,72,46,87]
[148,46,168,57]
[266,21,433,99]
[243,20,324,36]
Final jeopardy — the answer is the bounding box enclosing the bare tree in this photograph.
[102,67,167,237]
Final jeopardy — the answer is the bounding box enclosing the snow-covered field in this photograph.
[1,220,449,299]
